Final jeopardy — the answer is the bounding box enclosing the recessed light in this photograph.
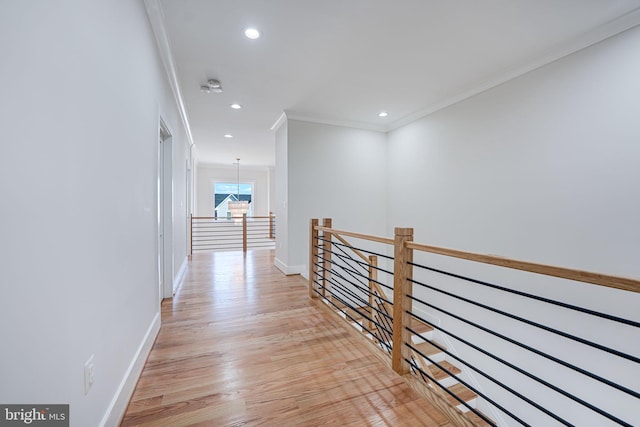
[244,28,261,39]
[230,103,242,110]
[223,134,233,138]
[378,111,389,117]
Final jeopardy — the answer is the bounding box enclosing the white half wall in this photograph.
[0,1,191,426]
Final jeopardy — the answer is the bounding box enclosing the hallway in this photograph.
[121,250,451,426]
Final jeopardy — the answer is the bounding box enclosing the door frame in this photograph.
[158,118,174,301]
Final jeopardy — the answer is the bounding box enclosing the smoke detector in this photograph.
[200,79,222,93]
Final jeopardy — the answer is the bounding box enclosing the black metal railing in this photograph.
[313,239,395,353]
[309,218,640,427]
[406,255,638,427]
[190,214,275,253]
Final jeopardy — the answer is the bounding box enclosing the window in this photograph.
[214,182,253,218]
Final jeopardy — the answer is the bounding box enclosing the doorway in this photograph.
[158,119,173,301]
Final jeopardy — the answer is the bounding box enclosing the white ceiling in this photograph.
[152,0,640,167]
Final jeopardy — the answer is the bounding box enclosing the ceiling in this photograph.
[151,0,640,167]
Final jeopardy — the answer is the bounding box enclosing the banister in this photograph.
[317,228,640,293]
[191,214,275,252]
[309,218,639,427]
[315,226,395,245]
[333,233,369,262]
[406,241,640,293]
[191,215,274,219]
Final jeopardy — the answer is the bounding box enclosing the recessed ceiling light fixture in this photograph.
[223,134,233,138]
[378,111,389,117]
[244,28,261,39]
[230,103,243,110]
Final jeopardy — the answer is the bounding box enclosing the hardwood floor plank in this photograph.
[121,250,450,426]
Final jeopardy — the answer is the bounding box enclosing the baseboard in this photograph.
[100,311,161,427]
[274,258,305,276]
[173,256,188,295]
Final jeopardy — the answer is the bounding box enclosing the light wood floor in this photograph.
[121,250,452,426]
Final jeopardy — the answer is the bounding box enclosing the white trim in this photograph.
[283,9,640,134]
[388,8,640,131]
[173,256,188,295]
[100,312,161,427]
[274,258,304,276]
[144,1,639,141]
[270,112,287,132]
[144,0,194,147]
[284,111,386,133]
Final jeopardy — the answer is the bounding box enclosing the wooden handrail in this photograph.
[314,224,639,294]
[333,233,369,263]
[192,215,274,219]
[315,226,394,245]
[407,241,640,294]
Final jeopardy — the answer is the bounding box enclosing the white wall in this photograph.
[388,26,640,279]
[196,164,271,217]
[0,1,190,426]
[284,119,388,275]
[387,26,640,426]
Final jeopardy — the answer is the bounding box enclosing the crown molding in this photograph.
[388,7,640,131]
[284,111,387,133]
[270,112,288,132]
[143,3,640,142]
[144,0,194,147]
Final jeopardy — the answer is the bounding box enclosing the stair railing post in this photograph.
[392,227,414,375]
[368,255,378,333]
[321,218,332,298]
[269,211,274,239]
[309,219,319,299]
[242,213,248,252]
[189,214,193,255]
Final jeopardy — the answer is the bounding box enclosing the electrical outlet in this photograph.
[84,355,95,394]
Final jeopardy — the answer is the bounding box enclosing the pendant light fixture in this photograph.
[228,158,249,222]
